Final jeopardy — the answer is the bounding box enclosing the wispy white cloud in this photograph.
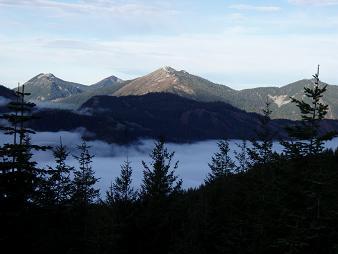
[0,0,177,16]
[229,4,281,12]
[289,0,338,5]
[43,39,96,50]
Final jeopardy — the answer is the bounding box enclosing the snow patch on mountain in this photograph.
[37,73,54,79]
[268,94,291,108]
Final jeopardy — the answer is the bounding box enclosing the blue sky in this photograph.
[1,0,338,89]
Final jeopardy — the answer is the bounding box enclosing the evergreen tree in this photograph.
[205,139,236,184]
[40,139,74,207]
[234,140,248,173]
[281,66,336,157]
[141,138,182,200]
[0,85,49,209]
[72,141,99,207]
[247,98,274,166]
[106,158,137,205]
[105,181,115,206]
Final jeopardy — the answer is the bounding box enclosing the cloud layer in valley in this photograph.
[1,130,338,193]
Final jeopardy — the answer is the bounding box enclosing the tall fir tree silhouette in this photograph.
[106,158,137,205]
[234,140,248,173]
[39,138,74,207]
[0,84,49,209]
[281,65,336,157]
[72,141,99,207]
[205,140,236,184]
[247,98,274,166]
[141,138,182,200]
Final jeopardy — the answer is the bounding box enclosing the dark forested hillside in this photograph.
[0,85,17,113]
[0,85,16,99]
[21,93,338,143]
[27,93,287,143]
[80,92,267,140]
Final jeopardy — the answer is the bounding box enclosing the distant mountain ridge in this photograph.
[21,73,88,101]
[89,75,123,90]
[56,76,127,108]
[111,67,338,120]
[236,79,338,120]
[16,73,126,107]
[5,67,338,120]
[24,93,338,144]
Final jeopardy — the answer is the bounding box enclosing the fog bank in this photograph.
[1,131,338,192]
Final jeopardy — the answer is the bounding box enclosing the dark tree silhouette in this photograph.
[141,138,182,200]
[205,139,236,184]
[282,66,336,157]
[106,158,137,205]
[72,141,99,207]
[247,98,274,166]
[234,140,248,173]
[0,85,49,209]
[39,138,74,207]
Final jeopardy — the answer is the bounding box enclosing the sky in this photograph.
[1,0,338,89]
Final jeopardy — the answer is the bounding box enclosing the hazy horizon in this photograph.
[1,66,336,91]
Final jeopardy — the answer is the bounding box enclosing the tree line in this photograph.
[0,67,337,253]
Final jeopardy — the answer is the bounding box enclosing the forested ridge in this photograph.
[1,68,338,254]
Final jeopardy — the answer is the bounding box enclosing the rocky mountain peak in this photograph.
[106,75,123,83]
[161,66,176,73]
[36,73,56,80]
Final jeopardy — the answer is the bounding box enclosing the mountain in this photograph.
[21,73,88,102]
[42,65,229,109]
[89,75,123,90]
[113,66,235,102]
[17,73,125,109]
[110,67,338,120]
[56,78,128,109]
[234,79,338,120]
[11,67,338,120]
